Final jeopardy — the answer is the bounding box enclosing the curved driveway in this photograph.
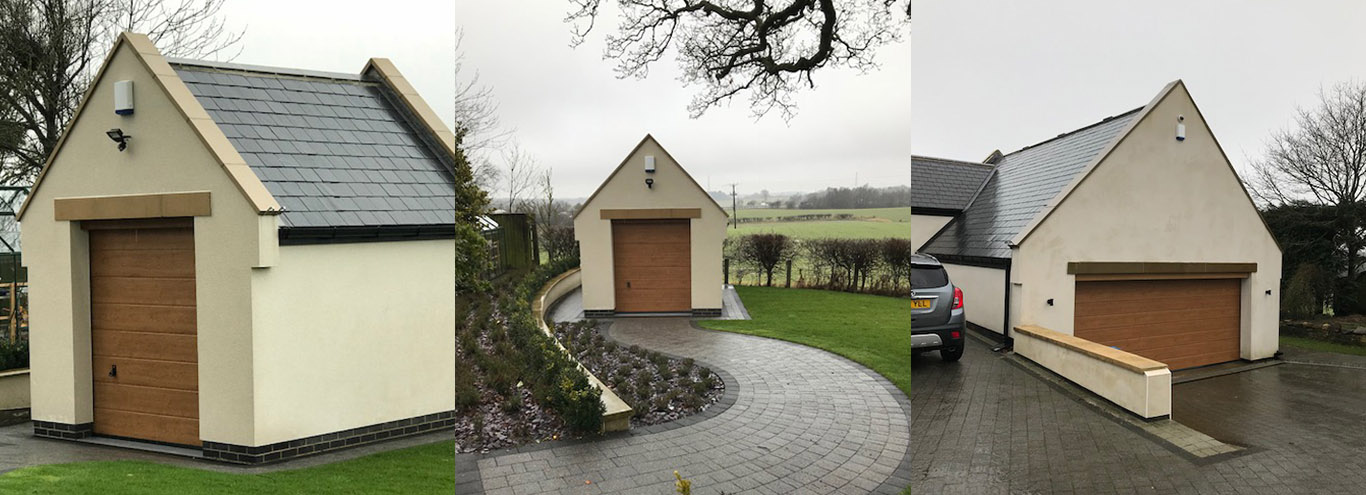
[460,317,912,494]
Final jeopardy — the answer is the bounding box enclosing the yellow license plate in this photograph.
[911,299,931,309]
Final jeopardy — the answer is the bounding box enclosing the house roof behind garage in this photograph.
[921,107,1142,259]
[169,59,457,231]
[910,156,994,213]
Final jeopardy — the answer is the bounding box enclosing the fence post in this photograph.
[724,258,730,285]
[785,259,792,288]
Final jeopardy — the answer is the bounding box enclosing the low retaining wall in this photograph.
[1281,320,1366,347]
[0,368,30,411]
[1013,325,1171,419]
[533,268,634,432]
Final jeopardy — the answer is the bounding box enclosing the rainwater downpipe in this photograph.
[997,245,1014,352]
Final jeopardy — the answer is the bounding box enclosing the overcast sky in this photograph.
[218,0,456,136]
[456,4,911,199]
[914,1,1366,180]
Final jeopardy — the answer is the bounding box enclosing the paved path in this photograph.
[461,318,912,494]
[913,336,1366,494]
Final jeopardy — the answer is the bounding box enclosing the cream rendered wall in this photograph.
[19,41,265,444]
[939,263,1006,334]
[574,137,727,312]
[1015,83,1282,360]
[249,240,454,445]
[911,214,952,251]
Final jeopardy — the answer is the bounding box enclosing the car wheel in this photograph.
[940,345,963,362]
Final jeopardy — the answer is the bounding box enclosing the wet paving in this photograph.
[912,337,1366,494]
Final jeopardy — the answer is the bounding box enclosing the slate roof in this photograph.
[910,156,994,212]
[921,107,1142,259]
[168,59,457,230]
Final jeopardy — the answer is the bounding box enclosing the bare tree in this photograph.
[452,27,511,191]
[501,145,539,212]
[738,233,794,287]
[565,0,910,120]
[0,0,242,184]
[533,167,562,226]
[1251,81,1366,312]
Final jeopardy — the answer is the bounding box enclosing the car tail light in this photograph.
[952,287,964,310]
[951,331,961,340]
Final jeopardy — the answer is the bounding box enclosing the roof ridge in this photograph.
[1005,106,1145,156]
[167,57,364,82]
[912,154,997,169]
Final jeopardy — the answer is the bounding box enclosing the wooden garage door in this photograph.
[86,218,199,446]
[612,219,691,312]
[1075,278,1240,371]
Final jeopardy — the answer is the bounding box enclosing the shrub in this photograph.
[736,233,795,286]
[0,338,27,371]
[652,394,671,412]
[501,394,523,414]
[453,357,481,411]
[554,374,604,433]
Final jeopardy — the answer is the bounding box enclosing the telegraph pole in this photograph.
[729,183,738,229]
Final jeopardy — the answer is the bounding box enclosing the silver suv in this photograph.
[911,253,965,362]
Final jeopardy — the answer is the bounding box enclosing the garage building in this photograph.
[916,81,1281,417]
[20,33,458,463]
[574,135,727,317]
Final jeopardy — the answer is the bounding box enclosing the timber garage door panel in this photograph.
[613,220,691,312]
[1075,279,1240,371]
[88,226,199,446]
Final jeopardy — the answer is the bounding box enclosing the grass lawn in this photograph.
[698,286,910,397]
[735,206,915,222]
[0,440,454,494]
[727,220,910,241]
[1280,335,1366,357]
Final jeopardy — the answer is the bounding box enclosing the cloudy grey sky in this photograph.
[914,1,1366,179]
[218,0,456,132]
[456,4,911,199]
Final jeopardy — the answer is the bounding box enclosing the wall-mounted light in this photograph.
[106,128,131,152]
[1046,298,1054,306]
[645,178,654,189]
[1176,115,1186,141]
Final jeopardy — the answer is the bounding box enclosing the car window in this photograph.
[911,265,948,289]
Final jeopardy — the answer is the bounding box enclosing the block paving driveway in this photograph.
[459,318,912,494]
[912,337,1366,494]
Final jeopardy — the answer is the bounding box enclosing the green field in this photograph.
[727,220,910,240]
[734,206,915,222]
[0,440,454,494]
[726,207,913,241]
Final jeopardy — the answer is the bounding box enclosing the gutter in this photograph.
[278,224,458,245]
